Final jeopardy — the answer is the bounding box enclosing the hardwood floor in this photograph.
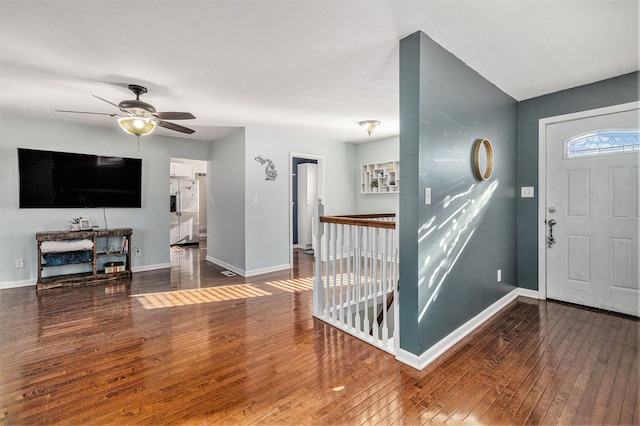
[1,246,638,425]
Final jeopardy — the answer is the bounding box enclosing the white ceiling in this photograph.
[1,1,638,143]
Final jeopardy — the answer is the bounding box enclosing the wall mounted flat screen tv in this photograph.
[18,148,142,208]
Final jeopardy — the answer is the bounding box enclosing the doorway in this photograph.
[289,153,324,267]
[539,102,639,316]
[169,158,208,248]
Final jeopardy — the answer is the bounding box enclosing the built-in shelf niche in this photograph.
[361,161,399,194]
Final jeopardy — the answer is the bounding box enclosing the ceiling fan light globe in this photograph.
[118,117,156,136]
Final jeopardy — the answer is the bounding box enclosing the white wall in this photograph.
[0,112,210,287]
[207,127,356,276]
[354,135,400,214]
[208,130,246,272]
[243,128,356,274]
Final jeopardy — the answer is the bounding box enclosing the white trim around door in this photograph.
[289,152,325,269]
[537,101,640,303]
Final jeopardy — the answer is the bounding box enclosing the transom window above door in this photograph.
[565,130,639,158]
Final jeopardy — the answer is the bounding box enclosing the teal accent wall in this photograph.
[399,31,518,355]
[517,71,640,290]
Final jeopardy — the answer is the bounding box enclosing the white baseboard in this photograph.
[0,263,172,290]
[206,256,246,277]
[205,256,291,278]
[245,264,290,277]
[517,287,541,299]
[131,263,171,273]
[396,288,520,370]
[0,279,36,289]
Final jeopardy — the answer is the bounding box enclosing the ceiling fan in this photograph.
[56,84,196,136]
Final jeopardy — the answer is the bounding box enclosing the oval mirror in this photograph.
[473,138,494,181]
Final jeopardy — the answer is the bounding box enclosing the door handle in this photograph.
[547,219,557,248]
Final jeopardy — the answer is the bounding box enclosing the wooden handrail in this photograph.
[319,213,396,229]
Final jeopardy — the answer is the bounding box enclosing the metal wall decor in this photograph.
[254,155,278,181]
[473,138,494,181]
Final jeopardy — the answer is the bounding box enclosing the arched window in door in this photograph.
[565,130,639,158]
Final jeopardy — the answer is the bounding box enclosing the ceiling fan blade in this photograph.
[92,95,132,115]
[157,120,195,134]
[153,112,195,120]
[55,110,117,117]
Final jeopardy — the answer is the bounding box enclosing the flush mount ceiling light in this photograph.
[118,116,157,136]
[359,120,381,136]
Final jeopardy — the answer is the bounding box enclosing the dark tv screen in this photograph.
[18,148,142,208]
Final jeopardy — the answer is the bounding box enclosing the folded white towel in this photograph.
[40,239,94,253]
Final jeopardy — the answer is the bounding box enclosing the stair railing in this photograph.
[312,199,398,354]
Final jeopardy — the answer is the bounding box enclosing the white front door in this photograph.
[545,106,639,316]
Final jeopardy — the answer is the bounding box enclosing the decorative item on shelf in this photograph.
[121,236,129,254]
[371,180,378,192]
[359,120,381,136]
[254,155,278,181]
[69,217,83,231]
[473,138,494,181]
[389,181,396,186]
[92,225,99,231]
[79,218,92,230]
[104,261,125,274]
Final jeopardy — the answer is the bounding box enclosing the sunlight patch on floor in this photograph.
[132,284,272,309]
[264,277,314,292]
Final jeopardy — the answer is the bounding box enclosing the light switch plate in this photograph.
[424,188,431,205]
[521,186,534,198]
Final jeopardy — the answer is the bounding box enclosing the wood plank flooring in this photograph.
[1,246,638,425]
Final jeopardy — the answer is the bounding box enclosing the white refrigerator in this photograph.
[169,178,199,245]
[297,163,318,249]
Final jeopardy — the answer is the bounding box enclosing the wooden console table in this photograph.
[36,228,132,290]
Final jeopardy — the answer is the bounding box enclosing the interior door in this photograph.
[545,106,639,316]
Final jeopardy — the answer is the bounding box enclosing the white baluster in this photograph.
[363,226,369,338]
[346,225,353,329]
[324,221,331,318]
[371,228,380,343]
[312,199,324,317]
[338,224,344,324]
[381,229,389,345]
[354,226,361,333]
[331,222,337,321]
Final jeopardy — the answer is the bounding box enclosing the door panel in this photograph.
[611,237,635,289]
[566,169,590,216]
[546,106,639,316]
[566,235,590,283]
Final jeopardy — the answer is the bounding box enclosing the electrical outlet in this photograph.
[16,258,24,268]
[497,269,502,282]
[134,247,142,257]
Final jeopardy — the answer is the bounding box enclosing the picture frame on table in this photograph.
[79,218,92,230]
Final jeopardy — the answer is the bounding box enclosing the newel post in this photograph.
[312,198,324,316]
